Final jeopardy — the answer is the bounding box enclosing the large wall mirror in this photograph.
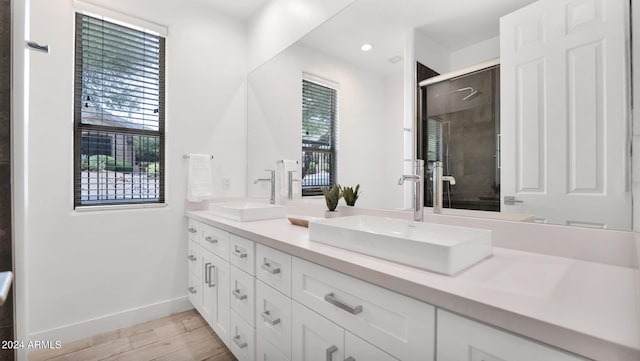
[247,0,633,231]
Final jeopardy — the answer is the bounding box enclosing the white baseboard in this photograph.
[27,296,193,344]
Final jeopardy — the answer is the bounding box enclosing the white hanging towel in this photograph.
[276,160,300,204]
[187,154,213,202]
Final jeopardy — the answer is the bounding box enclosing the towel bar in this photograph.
[183,154,214,159]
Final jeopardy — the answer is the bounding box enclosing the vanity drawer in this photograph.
[230,265,256,327]
[187,218,201,243]
[256,280,292,358]
[437,310,588,361]
[230,234,255,276]
[292,257,435,361]
[187,240,200,277]
[345,331,399,361]
[257,335,290,361]
[230,309,256,361]
[200,224,230,261]
[256,244,292,297]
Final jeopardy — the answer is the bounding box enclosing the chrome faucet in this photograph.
[398,160,425,222]
[432,161,456,214]
[255,169,276,204]
[287,170,301,199]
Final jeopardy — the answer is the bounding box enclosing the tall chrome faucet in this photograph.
[255,169,276,204]
[432,161,456,214]
[398,160,425,222]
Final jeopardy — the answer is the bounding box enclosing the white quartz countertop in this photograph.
[187,211,640,361]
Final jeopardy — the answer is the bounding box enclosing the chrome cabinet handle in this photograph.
[208,264,216,287]
[260,310,281,326]
[187,255,196,261]
[233,248,247,258]
[204,236,218,244]
[232,289,247,300]
[204,262,211,285]
[344,357,355,361]
[188,227,197,233]
[261,262,281,274]
[188,286,197,294]
[326,345,338,361]
[233,335,247,349]
[324,293,363,315]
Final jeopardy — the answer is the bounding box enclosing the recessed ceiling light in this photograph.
[361,43,373,52]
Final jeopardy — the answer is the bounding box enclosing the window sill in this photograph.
[74,203,168,212]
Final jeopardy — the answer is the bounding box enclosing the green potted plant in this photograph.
[341,184,360,206]
[321,185,342,212]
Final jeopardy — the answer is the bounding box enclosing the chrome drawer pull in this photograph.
[208,265,216,287]
[344,357,355,361]
[326,345,338,361]
[187,255,197,261]
[233,248,247,258]
[204,236,218,244]
[261,262,281,274]
[232,289,247,300]
[204,262,211,285]
[188,227,197,233]
[233,335,247,349]
[188,286,197,294]
[260,310,281,326]
[324,293,363,315]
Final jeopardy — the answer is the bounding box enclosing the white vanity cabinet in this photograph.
[186,217,593,361]
[437,310,588,361]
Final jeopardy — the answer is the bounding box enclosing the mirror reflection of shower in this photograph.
[419,62,500,212]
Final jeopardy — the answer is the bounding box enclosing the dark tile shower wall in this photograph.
[0,0,12,360]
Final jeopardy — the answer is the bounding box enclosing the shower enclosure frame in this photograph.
[416,58,501,210]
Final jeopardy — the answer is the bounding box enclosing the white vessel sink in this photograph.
[308,215,492,275]
[208,202,286,222]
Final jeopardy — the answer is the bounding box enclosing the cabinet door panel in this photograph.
[292,301,344,361]
[202,251,231,347]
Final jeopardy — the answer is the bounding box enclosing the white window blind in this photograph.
[74,13,165,207]
[301,79,337,195]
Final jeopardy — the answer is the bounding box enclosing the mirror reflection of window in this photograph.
[301,74,338,196]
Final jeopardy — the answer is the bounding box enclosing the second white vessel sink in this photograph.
[309,215,492,275]
[209,202,286,222]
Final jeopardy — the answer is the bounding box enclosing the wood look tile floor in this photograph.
[29,310,236,361]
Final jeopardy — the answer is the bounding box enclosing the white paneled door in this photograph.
[500,0,631,229]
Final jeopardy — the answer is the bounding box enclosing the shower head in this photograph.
[450,87,479,101]
[462,90,478,101]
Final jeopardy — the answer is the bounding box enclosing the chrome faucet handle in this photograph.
[442,175,456,185]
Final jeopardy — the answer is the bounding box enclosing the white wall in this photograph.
[247,0,355,72]
[247,43,405,209]
[17,0,247,348]
[414,29,450,75]
[449,36,500,71]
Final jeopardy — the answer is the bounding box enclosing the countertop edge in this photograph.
[186,212,640,361]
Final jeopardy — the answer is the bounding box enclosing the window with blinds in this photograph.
[73,13,165,207]
[301,78,337,196]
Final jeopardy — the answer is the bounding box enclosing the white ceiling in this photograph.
[195,0,272,19]
[299,0,538,75]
